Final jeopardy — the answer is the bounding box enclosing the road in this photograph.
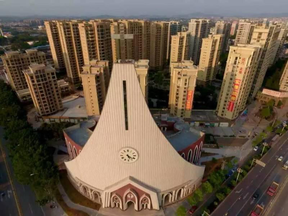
[0,127,46,216]
[264,176,288,216]
[211,131,288,216]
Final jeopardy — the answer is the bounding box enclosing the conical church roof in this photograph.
[65,62,204,192]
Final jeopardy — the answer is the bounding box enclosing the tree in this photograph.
[216,192,225,202]
[176,206,187,216]
[277,100,283,108]
[194,188,204,202]
[267,99,275,107]
[231,180,237,187]
[260,106,272,119]
[187,194,199,206]
[221,186,231,196]
[202,181,213,194]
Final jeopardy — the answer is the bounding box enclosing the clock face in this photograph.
[119,148,139,163]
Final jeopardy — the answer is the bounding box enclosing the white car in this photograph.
[278,156,284,162]
[254,146,259,151]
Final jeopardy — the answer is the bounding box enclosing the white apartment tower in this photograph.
[216,44,262,120]
[235,20,254,45]
[279,61,288,92]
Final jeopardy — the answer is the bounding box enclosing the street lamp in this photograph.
[261,142,269,156]
[236,168,243,182]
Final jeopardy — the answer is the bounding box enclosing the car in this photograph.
[252,193,259,199]
[254,146,259,151]
[188,206,197,214]
[278,156,284,162]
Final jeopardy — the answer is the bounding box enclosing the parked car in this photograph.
[278,156,284,162]
[188,206,197,214]
[252,192,259,200]
[254,146,259,151]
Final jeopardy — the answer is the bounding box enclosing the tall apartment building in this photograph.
[279,61,288,92]
[0,27,3,37]
[216,44,262,120]
[215,21,231,52]
[230,21,238,36]
[110,20,150,62]
[57,20,84,83]
[44,21,65,69]
[274,27,288,62]
[23,64,63,116]
[198,34,223,84]
[78,20,113,68]
[1,49,46,91]
[235,20,254,45]
[188,19,210,64]
[169,60,198,119]
[81,60,110,116]
[150,21,170,70]
[250,25,280,97]
[170,32,190,63]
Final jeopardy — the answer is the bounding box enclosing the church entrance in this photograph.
[125,200,136,211]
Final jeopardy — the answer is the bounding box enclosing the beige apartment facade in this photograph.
[216,44,262,120]
[57,20,84,84]
[170,32,190,63]
[169,60,198,119]
[188,19,210,64]
[44,21,65,69]
[280,60,288,92]
[1,49,46,91]
[23,64,63,116]
[110,20,150,62]
[78,20,113,69]
[214,21,231,52]
[250,25,280,98]
[81,60,110,116]
[150,21,170,70]
[230,21,238,36]
[235,20,254,45]
[198,34,223,84]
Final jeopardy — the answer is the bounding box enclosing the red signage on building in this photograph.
[227,79,241,112]
[186,90,194,110]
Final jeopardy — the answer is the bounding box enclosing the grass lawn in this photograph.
[55,189,89,216]
[59,170,101,210]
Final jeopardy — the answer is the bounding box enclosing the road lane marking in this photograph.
[235,163,278,216]
[243,192,249,199]
[41,206,46,216]
[29,203,34,215]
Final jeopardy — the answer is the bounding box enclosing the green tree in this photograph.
[277,100,283,108]
[267,99,275,107]
[216,192,225,202]
[176,206,187,216]
[202,181,213,194]
[260,106,272,119]
[194,188,204,202]
[187,194,199,206]
[221,186,231,196]
[231,180,237,187]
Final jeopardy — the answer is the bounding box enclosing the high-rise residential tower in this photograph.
[44,21,65,69]
[169,60,198,119]
[198,34,223,84]
[280,61,288,92]
[79,20,113,69]
[235,20,254,45]
[170,21,182,36]
[150,21,170,70]
[110,20,150,62]
[249,25,280,97]
[188,19,210,64]
[57,20,84,83]
[170,32,190,63]
[214,21,231,52]
[1,49,46,91]
[23,64,63,116]
[216,44,262,120]
[81,60,110,116]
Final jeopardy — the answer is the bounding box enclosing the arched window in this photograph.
[193,146,198,163]
[181,153,185,158]
[187,149,193,162]
[73,146,78,158]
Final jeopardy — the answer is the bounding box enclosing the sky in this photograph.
[0,0,288,17]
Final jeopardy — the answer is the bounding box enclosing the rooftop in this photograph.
[47,96,87,118]
[64,120,96,147]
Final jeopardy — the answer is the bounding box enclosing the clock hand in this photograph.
[126,154,131,159]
